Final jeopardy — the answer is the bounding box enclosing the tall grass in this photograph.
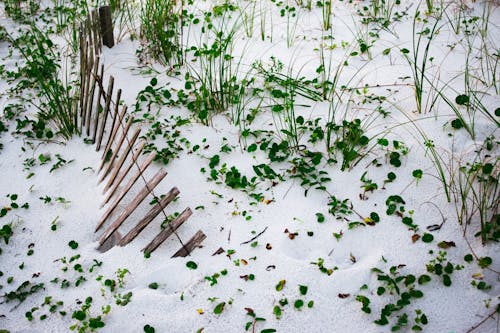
[450,141,499,244]
[186,6,242,124]
[254,57,322,149]
[140,0,184,66]
[9,25,78,139]
[400,6,444,114]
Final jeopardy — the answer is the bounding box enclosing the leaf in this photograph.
[442,274,451,287]
[213,302,225,315]
[412,234,420,243]
[451,119,464,129]
[437,241,456,249]
[68,240,78,250]
[316,213,325,223]
[464,254,473,263]
[275,279,286,291]
[261,330,277,333]
[418,274,431,285]
[144,324,155,333]
[273,305,281,319]
[294,299,304,309]
[478,257,492,268]
[412,169,423,179]
[455,94,469,105]
[72,310,86,321]
[421,233,434,243]
[186,261,198,270]
[299,285,308,295]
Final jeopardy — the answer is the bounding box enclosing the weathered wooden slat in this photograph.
[100,104,126,169]
[99,127,141,185]
[99,115,134,178]
[91,10,101,54]
[86,64,103,135]
[90,68,106,142]
[102,89,122,156]
[95,76,115,151]
[79,29,86,117]
[103,140,145,195]
[98,168,168,245]
[172,230,206,258]
[97,151,157,229]
[118,187,180,246]
[82,54,98,130]
[142,208,192,254]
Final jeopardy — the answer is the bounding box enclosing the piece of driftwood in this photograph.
[95,76,115,151]
[99,115,134,179]
[100,104,126,169]
[104,140,145,195]
[99,151,156,215]
[172,230,206,258]
[98,168,168,245]
[142,208,192,254]
[118,187,180,246]
[102,89,122,156]
[100,127,140,184]
[98,6,114,48]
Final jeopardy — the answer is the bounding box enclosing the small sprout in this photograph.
[412,169,423,182]
[213,302,225,314]
[478,257,492,268]
[316,213,325,223]
[144,324,155,333]
[273,305,282,319]
[299,285,308,295]
[148,282,159,290]
[294,299,304,309]
[186,261,198,270]
[275,280,286,291]
[418,275,431,285]
[68,240,78,250]
[464,254,473,263]
[421,233,434,243]
[307,301,314,308]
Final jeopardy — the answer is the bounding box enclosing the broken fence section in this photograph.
[78,11,205,257]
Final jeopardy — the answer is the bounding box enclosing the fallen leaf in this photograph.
[338,293,350,299]
[412,234,420,243]
[196,309,204,315]
[212,247,225,256]
[437,241,456,249]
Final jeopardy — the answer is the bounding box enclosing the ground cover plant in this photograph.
[0,0,498,332]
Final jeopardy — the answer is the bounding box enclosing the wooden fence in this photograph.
[78,8,206,257]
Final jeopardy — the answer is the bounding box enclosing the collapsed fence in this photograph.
[77,7,206,257]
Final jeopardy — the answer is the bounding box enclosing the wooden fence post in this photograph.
[99,6,114,48]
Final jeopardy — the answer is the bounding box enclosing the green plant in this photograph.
[8,25,79,139]
[70,297,109,332]
[451,144,499,244]
[400,7,444,114]
[140,0,184,66]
